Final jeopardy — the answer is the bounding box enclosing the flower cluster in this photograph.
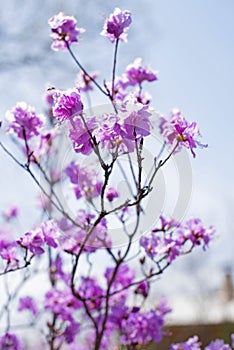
[170,335,201,350]
[66,161,102,201]
[45,286,81,344]
[104,58,157,104]
[69,115,96,155]
[2,205,18,221]
[18,296,38,316]
[17,220,60,255]
[5,102,44,140]
[0,228,19,268]
[52,87,83,122]
[140,216,215,262]
[121,58,158,87]
[48,12,85,50]
[0,333,23,350]
[159,109,207,157]
[58,211,111,254]
[120,298,171,346]
[67,101,153,155]
[171,335,234,350]
[101,8,132,43]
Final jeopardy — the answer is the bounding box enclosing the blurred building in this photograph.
[145,271,234,349]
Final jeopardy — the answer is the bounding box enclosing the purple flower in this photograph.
[0,333,23,350]
[170,336,201,350]
[41,220,60,248]
[141,216,214,262]
[76,71,98,92]
[64,320,80,344]
[0,228,19,266]
[66,161,102,200]
[58,211,111,254]
[159,109,207,157]
[101,8,132,43]
[121,58,158,87]
[135,280,150,298]
[182,218,215,250]
[52,88,83,122]
[140,234,160,259]
[122,103,152,140]
[48,12,85,50]
[108,297,128,328]
[17,230,45,255]
[106,187,119,202]
[156,295,172,316]
[0,241,19,267]
[2,205,18,221]
[94,113,133,153]
[104,78,128,102]
[32,128,59,160]
[120,309,166,345]
[79,277,104,311]
[105,264,135,290]
[18,296,38,316]
[50,255,70,284]
[69,116,96,155]
[6,102,44,140]
[45,287,82,321]
[205,339,232,350]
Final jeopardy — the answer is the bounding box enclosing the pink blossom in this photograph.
[121,58,158,87]
[18,296,38,316]
[140,216,215,262]
[32,128,59,160]
[105,264,135,289]
[79,277,104,311]
[0,228,19,266]
[0,333,23,350]
[106,187,119,202]
[181,218,215,250]
[170,336,201,350]
[2,205,18,221]
[94,113,132,153]
[48,12,85,51]
[69,116,96,155]
[205,340,232,350]
[101,8,132,43]
[159,109,207,157]
[17,230,45,255]
[122,103,152,140]
[41,220,61,248]
[64,320,80,344]
[66,161,102,200]
[6,102,44,140]
[50,255,70,284]
[76,71,98,92]
[0,240,19,267]
[120,308,167,345]
[52,88,83,122]
[104,78,128,102]
[94,104,152,154]
[58,211,111,254]
[135,281,149,298]
[45,287,82,321]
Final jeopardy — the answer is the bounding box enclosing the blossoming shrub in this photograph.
[0,7,231,350]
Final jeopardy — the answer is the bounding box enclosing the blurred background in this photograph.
[0,0,234,329]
